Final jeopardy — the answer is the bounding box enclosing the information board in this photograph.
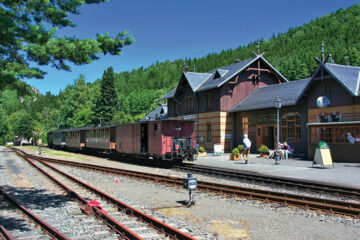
[213,144,223,156]
[312,148,334,168]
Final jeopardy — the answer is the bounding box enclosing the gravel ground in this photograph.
[0,150,119,239]
[11,147,360,239]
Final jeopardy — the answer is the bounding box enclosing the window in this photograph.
[310,126,360,144]
[242,117,248,135]
[281,113,301,142]
[154,123,157,131]
[207,124,211,142]
[205,94,211,111]
[186,96,194,113]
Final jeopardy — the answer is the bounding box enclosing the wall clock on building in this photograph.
[316,96,330,108]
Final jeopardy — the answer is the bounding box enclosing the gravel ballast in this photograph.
[6,147,360,240]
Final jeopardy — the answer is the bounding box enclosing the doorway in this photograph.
[256,125,276,150]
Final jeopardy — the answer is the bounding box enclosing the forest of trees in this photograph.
[1,4,360,144]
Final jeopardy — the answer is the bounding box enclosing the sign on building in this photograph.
[214,144,223,155]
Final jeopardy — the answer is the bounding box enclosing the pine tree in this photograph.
[94,67,118,125]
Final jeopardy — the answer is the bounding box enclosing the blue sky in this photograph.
[25,0,359,94]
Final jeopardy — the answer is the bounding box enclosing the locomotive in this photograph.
[47,119,196,163]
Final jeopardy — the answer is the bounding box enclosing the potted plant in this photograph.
[257,144,269,158]
[198,146,207,157]
[230,148,241,160]
[237,144,244,154]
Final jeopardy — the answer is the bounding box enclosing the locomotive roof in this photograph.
[49,119,195,133]
[51,124,118,133]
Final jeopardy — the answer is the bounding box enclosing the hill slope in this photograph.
[1,4,360,144]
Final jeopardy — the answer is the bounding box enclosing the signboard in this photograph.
[184,115,196,120]
[316,96,330,108]
[214,144,223,156]
[225,133,232,139]
[312,148,334,168]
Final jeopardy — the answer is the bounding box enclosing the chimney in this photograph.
[234,58,241,63]
[257,41,260,55]
[321,41,325,62]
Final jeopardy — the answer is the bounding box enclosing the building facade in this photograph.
[161,55,287,152]
[160,52,360,162]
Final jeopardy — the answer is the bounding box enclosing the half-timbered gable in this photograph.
[161,55,288,152]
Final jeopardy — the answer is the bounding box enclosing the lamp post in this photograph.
[274,96,282,165]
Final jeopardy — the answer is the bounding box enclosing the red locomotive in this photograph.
[48,119,196,163]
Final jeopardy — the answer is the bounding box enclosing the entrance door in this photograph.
[257,125,276,150]
[140,123,148,152]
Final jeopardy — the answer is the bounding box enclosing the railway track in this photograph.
[175,163,360,199]
[12,148,360,219]
[15,148,197,240]
[0,187,69,240]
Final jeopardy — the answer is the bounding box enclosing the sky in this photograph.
[24,0,359,94]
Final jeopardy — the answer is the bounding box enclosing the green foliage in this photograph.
[199,146,206,153]
[0,107,8,144]
[237,144,244,151]
[257,144,269,153]
[0,0,133,93]
[2,4,360,143]
[9,110,34,139]
[232,148,240,156]
[59,74,95,128]
[93,67,118,125]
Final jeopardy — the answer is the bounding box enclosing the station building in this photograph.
[161,52,360,162]
[161,54,288,153]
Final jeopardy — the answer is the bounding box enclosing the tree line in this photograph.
[1,4,360,144]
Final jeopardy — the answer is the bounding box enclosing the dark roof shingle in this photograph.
[324,63,360,96]
[161,55,288,99]
[229,78,311,112]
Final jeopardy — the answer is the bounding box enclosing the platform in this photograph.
[186,153,360,189]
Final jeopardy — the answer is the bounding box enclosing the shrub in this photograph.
[237,144,244,151]
[257,144,269,153]
[232,148,240,156]
[199,146,206,153]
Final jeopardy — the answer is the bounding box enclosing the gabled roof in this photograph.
[161,88,177,100]
[161,55,288,100]
[322,63,360,96]
[229,78,311,112]
[184,72,213,92]
[140,104,168,122]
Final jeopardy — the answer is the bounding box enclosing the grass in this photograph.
[158,208,248,239]
[21,146,89,161]
[158,207,201,223]
[211,220,249,240]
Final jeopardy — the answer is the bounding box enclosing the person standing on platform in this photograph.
[347,133,355,144]
[243,134,252,164]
